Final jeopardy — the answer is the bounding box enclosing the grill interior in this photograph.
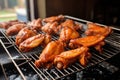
[0,16,120,80]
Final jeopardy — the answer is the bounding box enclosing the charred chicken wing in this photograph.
[85,22,112,37]
[43,15,64,23]
[35,41,64,68]
[19,34,45,52]
[15,27,37,46]
[54,47,90,69]
[6,23,26,36]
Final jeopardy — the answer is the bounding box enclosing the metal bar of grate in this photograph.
[0,39,26,80]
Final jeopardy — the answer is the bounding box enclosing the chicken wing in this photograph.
[19,34,45,52]
[60,19,82,30]
[28,18,42,31]
[69,35,105,48]
[59,27,80,43]
[0,20,25,29]
[54,47,89,69]
[41,22,59,34]
[85,22,112,37]
[43,15,64,23]
[15,27,37,46]
[35,41,64,68]
[6,24,26,36]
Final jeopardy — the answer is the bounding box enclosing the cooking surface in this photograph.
[0,16,120,80]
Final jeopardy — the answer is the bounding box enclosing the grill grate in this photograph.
[0,16,120,80]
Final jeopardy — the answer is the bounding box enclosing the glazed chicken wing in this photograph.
[0,20,25,29]
[41,22,59,34]
[69,35,105,48]
[85,22,112,37]
[19,34,45,52]
[35,41,64,68]
[54,47,90,69]
[15,27,37,46]
[28,18,42,31]
[59,27,80,43]
[43,15,64,23]
[6,24,26,36]
[60,19,82,30]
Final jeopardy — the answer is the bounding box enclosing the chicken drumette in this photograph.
[54,47,91,69]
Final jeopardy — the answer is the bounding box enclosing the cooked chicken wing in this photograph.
[15,27,37,46]
[59,27,80,43]
[6,24,26,36]
[35,41,64,68]
[54,47,89,69]
[85,22,112,37]
[60,19,82,30]
[0,20,25,29]
[19,34,45,52]
[28,18,42,31]
[43,15,64,23]
[41,22,59,34]
[69,35,105,48]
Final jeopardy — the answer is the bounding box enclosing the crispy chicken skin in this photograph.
[54,47,89,69]
[6,24,26,36]
[41,22,59,34]
[60,19,82,30]
[59,27,80,43]
[35,41,64,68]
[69,35,105,48]
[85,22,112,37]
[19,34,45,52]
[43,15,64,23]
[15,27,37,46]
[0,20,25,29]
[28,18,42,31]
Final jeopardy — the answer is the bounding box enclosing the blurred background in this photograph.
[0,0,120,27]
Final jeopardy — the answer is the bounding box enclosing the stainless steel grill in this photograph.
[0,16,120,80]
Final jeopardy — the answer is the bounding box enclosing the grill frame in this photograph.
[0,15,120,80]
